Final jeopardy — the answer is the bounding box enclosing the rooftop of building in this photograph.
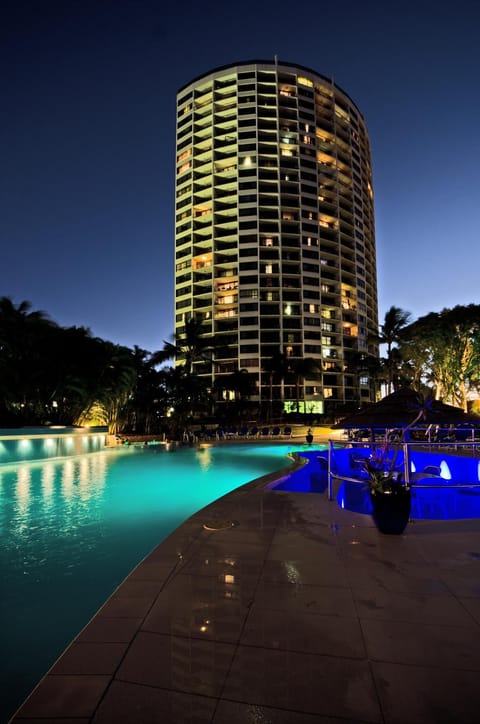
[177,58,363,116]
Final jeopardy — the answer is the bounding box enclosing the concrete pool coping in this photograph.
[10,445,480,724]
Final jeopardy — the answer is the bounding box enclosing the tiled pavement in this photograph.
[10,465,480,724]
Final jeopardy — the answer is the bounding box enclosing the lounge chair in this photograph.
[271,426,281,437]
[283,426,292,437]
[248,427,259,438]
[260,427,271,438]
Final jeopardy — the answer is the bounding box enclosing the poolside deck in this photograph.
[10,454,480,723]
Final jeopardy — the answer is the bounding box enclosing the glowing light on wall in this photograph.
[440,461,452,480]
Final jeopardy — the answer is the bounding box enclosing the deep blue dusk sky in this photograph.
[2,0,480,353]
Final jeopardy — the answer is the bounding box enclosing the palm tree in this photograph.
[263,350,289,423]
[371,306,411,395]
[0,297,56,424]
[153,317,214,374]
[287,357,322,414]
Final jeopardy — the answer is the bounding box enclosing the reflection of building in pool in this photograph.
[174,60,379,416]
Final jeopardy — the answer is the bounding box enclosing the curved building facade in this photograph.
[174,60,378,415]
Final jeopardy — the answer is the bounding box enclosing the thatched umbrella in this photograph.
[333,388,480,431]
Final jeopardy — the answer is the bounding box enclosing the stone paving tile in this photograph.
[222,645,382,722]
[76,616,143,643]
[13,675,111,718]
[253,579,357,616]
[212,699,372,723]
[353,585,478,626]
[13,720,90,724]
[361,618,480,669]
[126,560,178,582]
[92,680,217,724]
[345,560,451,595]
[372,660,480,724]
[241,606,367,658]
[115,631,236,698]
[96,595,155,619]
[459,595,480,623]
[261,558,350,587]
[49,641,129,675]
[142,573,253,644]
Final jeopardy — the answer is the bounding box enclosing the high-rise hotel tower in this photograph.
[175,60,378,415]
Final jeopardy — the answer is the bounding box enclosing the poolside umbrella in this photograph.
[332,388,480,430]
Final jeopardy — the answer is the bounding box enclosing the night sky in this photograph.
[2,0,480,354]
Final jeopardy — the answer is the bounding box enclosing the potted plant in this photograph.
[364,454,411,534]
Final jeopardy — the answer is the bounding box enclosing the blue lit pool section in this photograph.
[0,442,301,723]
[337,479,480,520]
[269,447,480,521]
[332,447,480,520]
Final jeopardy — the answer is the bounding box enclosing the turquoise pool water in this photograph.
[0,442,302,722]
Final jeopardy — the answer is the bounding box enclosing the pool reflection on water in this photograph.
[0,442,300,723]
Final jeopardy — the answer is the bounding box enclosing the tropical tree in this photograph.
[262,350,289,422]
[400,305,480,410]
[213,368,257,420]
[153,317,214,374]
[371,306,411,394]
[286,357,322,413]
[0,297,57,424]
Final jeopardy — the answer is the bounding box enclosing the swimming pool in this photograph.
[270,447,480,520]
[0,442,302,723]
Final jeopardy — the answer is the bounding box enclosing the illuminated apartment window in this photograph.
[324,387,333,398]
[297,76,313,87]
[286,346,293,357]
[178,161,191,174]
[265,264,273,274]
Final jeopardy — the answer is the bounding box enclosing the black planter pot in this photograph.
[369,487,411,535]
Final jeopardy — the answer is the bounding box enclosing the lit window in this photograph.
[265,264,272,274]
[298,76,313,87]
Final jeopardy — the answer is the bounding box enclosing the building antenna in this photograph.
[274,54,278,65]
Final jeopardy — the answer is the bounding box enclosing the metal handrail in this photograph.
[327,438,480,501]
